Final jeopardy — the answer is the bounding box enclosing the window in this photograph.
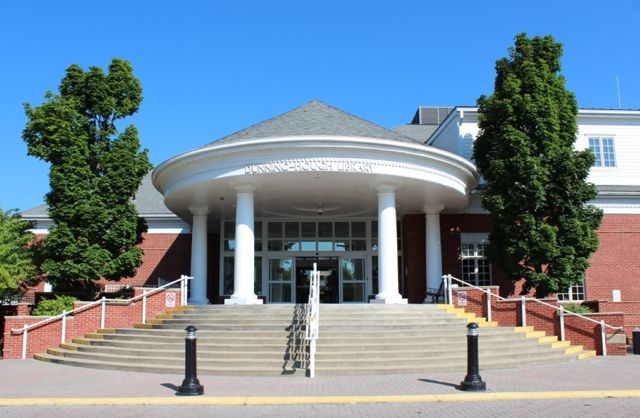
[557,282,585,302]
[460,234,491,286]
[588,137,616,167]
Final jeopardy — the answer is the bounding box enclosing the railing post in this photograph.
[21,326,28,360]
[559,306,565,342]
[100,296,106,329]
[142,289,147,324]
[61,311,67,343]
[180,275,186,306]
[447,275,453,305]
[600,320,607,356]
[441,274,447,304]
[520,296,526,327]
[486,290,492,323]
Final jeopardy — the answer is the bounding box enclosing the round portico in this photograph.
[152,101,479,304]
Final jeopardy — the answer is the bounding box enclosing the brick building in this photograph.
[20,101,640,330]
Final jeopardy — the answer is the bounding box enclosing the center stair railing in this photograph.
[305,263,320,378]
[442,274,623,355]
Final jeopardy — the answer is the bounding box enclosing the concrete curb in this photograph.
[2,390,640,406]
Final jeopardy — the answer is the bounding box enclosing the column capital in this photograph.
[374,184,398,193]
[189,205,209,216]
[423,205,444,215]
[232,183,256,193]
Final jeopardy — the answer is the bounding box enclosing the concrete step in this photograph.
[50,346,307,362]
[36,303,592,376]
[34,352,305,376]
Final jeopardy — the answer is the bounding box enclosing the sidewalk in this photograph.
[0,356,639,416]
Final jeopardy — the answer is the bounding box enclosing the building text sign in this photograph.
[245,159,374,174]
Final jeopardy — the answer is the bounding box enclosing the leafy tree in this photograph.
[22,59,152,294]
[473,34,602,297]
[0,209,36,302]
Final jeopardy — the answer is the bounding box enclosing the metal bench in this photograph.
[426,280,445,303]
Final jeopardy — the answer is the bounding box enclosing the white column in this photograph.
[372,186,407,304]
[189,206,209,305]
[227,185,262,305]
[424,205,443,303]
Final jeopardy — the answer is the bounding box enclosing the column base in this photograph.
[225,296,264,305]
[370,296,408,304]
[188,297,210,305]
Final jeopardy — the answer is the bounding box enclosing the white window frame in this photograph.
[557,282,585,302]
[588,136,616,168]
[460,233,491,287]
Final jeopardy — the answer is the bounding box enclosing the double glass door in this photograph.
[268,256,367,303]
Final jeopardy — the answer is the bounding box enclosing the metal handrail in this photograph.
[443,274,623,356]
[305,263,320,378]
[11,274,192,359]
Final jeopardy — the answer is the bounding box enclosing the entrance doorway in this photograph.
[295,257,338,303]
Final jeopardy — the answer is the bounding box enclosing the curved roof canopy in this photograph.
[153,100,479,224]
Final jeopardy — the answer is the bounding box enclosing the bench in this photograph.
[426,280,445,303]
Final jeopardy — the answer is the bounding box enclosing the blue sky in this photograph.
[1,0,639,211]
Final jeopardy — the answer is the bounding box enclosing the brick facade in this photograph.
[584,215,640,302]
[99,233,192,288]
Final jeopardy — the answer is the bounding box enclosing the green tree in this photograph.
[473,34,602,297]
[22,59,152,294]
[0,209,36,302]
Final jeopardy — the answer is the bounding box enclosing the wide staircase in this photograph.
[35,304,595,376]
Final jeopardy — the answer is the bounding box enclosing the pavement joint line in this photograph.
[1,390,640,406]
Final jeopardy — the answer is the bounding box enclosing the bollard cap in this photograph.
[467,322,479,336]
[185,325,198,339]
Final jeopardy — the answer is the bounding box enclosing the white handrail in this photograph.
[305,263,320,378]
[443,274,622,356]
[11,274,192,360]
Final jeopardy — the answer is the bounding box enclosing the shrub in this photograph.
[32,295,77,316]
[562,303,592,314]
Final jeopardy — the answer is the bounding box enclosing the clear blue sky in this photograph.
[1,0,639,211]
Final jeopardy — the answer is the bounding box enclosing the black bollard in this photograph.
[460,322,486,392]
[176,325,204,396]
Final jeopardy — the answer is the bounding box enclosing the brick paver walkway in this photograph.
[0,356,638,416]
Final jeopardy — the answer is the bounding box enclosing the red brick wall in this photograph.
[31,231,224,303]
[584,300,640,340]
[98,233,192,288]
[451,286,626,355]
[585,214,640,302]
[2,287,183,359]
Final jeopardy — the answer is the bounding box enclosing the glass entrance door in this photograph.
[295,257,338,303]
[341,258,367,302]
[268,258,293,303]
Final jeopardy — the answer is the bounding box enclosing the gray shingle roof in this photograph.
[393,124,438,143]
[20,173,173,218]
[208,100,423,146]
